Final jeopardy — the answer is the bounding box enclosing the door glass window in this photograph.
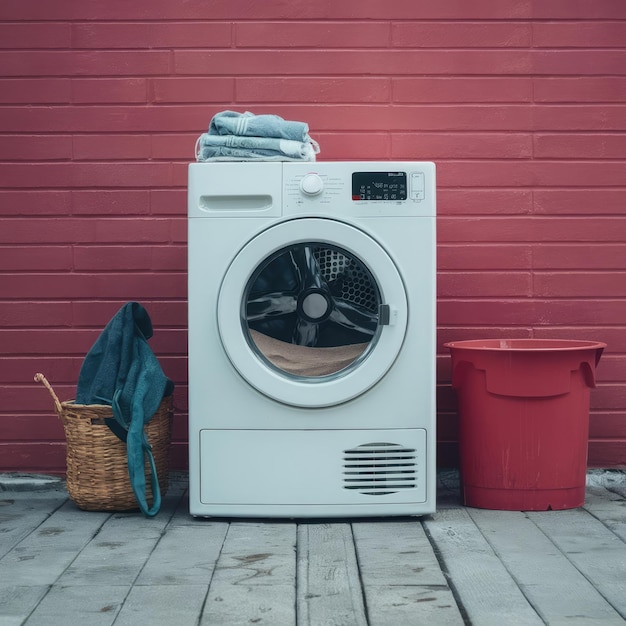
[243,243,382,378]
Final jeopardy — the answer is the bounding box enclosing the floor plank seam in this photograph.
[349,523,371,626]
[292,535,299,626]
[125,491,183,585]
[21,583,53,626]
[107,490,188,621]
[295,523,306,626]
[197,519,231,624]
[420,519,472,625]
[583,504,626,544]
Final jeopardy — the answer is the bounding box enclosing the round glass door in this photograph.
[217,218,407,407]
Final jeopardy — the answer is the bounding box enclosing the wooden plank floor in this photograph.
[0,471,624,625]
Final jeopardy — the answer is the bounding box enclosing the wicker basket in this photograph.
[35,373,173,512]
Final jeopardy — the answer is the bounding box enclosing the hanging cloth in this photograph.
[75,302,174,516]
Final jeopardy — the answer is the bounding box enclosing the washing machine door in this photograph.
[217,218,408,407]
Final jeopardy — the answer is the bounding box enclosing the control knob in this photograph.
[300,173,324,196]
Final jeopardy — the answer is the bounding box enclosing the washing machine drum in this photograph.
[246,243,380,349]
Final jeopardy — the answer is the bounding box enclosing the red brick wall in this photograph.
[1,1,625,472]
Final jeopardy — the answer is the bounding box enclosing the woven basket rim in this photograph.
[61,399,115,409]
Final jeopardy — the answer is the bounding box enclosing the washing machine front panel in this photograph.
[217,218,408,407]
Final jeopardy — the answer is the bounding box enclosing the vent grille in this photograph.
[342,442,418,496]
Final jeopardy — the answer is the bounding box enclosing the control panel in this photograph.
[282,162,435,216]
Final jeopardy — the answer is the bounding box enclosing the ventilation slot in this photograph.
[342,442,417,496]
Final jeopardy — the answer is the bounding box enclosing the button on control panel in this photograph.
[300,173,324,196]
[410,172,425,201]
[285,172,344,208]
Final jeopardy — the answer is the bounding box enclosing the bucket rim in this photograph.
[444,339,607,352]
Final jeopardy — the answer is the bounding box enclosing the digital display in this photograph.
[352,172,407,201]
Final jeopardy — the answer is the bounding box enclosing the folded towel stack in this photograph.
[195,111,320,162]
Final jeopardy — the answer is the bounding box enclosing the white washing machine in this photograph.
[188,161,436,517]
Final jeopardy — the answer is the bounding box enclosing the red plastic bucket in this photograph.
[445,339,606,511]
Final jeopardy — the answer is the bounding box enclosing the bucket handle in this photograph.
[34,373,63,417]
[594,345,605,367]
[582,345,605,388]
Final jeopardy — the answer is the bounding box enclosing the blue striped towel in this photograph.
[196,134,319,162]
[195,110,319,162]
[209,110,310,142]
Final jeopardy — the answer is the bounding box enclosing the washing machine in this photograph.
[188,161,436,517]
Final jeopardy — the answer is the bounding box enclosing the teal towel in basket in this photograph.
[76,302,174,516]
